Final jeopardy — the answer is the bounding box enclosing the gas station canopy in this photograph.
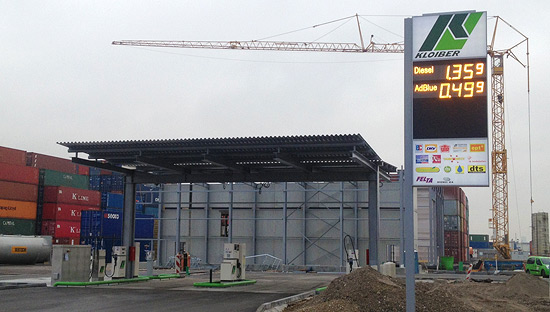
[59,134,396,184]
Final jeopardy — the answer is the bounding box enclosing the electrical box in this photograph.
[220,243,246,281]
[51,245,91,284]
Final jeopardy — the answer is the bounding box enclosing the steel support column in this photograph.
[283,182,288,265]
[303,182,307,266]
[158,184,164,266]
[204,184,210,263]
[229,183,233,243]
[123,175,136,278]
[252,184,257,262]
[340,182,344,268]
[176,183,182,253]
[368,170,380,267]
[404,17,416,312]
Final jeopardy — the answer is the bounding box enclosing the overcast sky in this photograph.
[1,1,548,241]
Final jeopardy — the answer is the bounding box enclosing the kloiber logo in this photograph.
[416,12,483,59]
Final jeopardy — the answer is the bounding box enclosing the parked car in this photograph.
[525,256,550,277]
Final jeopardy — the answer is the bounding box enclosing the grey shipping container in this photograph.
[444,200,459,216]
[0,218,36,235]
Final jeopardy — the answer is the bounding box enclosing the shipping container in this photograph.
[43,186,100,207]
[99,192,124,209]
[143,206,159,218]
[89,167,101,176]
[41,169,89,189]
[0,162,39,185]
[102,209,123,237]
[52,237,79,245]
[470,234,489,242]
[444,215,460,231]
[26,152,77,174]
[81,210,102,237]
[0,180,38,202]
[136,185,160,204]
[443,187,460,201]
[444,231,460,247]
[76,165,89,176]
[88,175,124,192]
[443,200,459,216]
[0,218,36,235]
[0,199,37,220]
[135,215,154,239]
[470,241,491,249]
[0,146,27,166]
[41,220,81,238]
[42,203,100,221]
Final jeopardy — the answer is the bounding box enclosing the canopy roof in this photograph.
[59,134,396,183]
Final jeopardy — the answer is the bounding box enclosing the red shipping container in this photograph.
[42,203,100,221]
[52,237,79,245]
[0,146,27,166]
[26,152,77,174]
[444,231,460,247]
[77,165,90,176]
[443,187,459,200]
[0,180,38,202]
[41,220,80,238]
[0,162,39,185]
[43,186,100,207]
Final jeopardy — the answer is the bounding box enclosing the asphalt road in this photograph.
[0,266,340,312]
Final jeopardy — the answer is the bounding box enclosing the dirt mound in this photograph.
[285,270,550,312]
[501,272,550,298]
[286,266,467,312]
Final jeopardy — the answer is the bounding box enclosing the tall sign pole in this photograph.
[405,11,488,311]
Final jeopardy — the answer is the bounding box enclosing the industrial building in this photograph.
[137,180,468,270]
[531,212,549,256]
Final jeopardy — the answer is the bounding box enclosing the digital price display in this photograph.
[413,58,488,139]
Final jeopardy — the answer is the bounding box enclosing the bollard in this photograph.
[209,269,213,283]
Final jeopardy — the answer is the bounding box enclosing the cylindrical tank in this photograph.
[0,235,52,264]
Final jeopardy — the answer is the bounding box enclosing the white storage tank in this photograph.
[0,235,52,264]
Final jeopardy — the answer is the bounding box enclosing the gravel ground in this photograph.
[285,266,550,312]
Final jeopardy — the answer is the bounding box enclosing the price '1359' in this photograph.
[439,81,485,98]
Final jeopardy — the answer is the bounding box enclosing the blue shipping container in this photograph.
[135,214,154,239]
[106,193,124,209]
[81,210,102,237]
[470,241,491,249]
[102,209,123,237]
[136,185,160,204]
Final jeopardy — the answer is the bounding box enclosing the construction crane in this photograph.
[113,14,529,260]
[487,17,529,259]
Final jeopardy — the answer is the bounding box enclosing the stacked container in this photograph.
[26,152,90,175]
[0,147,39,235]
[443,187,469,263]
[41,185,100,244]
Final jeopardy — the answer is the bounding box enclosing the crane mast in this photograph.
[489,52,510,259]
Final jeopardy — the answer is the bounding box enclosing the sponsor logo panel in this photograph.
[470,144,485,152]
[416,167,440,173]
[431,155,441,163]
[425,144,437,153]
[416,155,429,164]
[468,165,486,173]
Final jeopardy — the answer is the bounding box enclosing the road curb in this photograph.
[256,289,317,312]
[0,282,47,290]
